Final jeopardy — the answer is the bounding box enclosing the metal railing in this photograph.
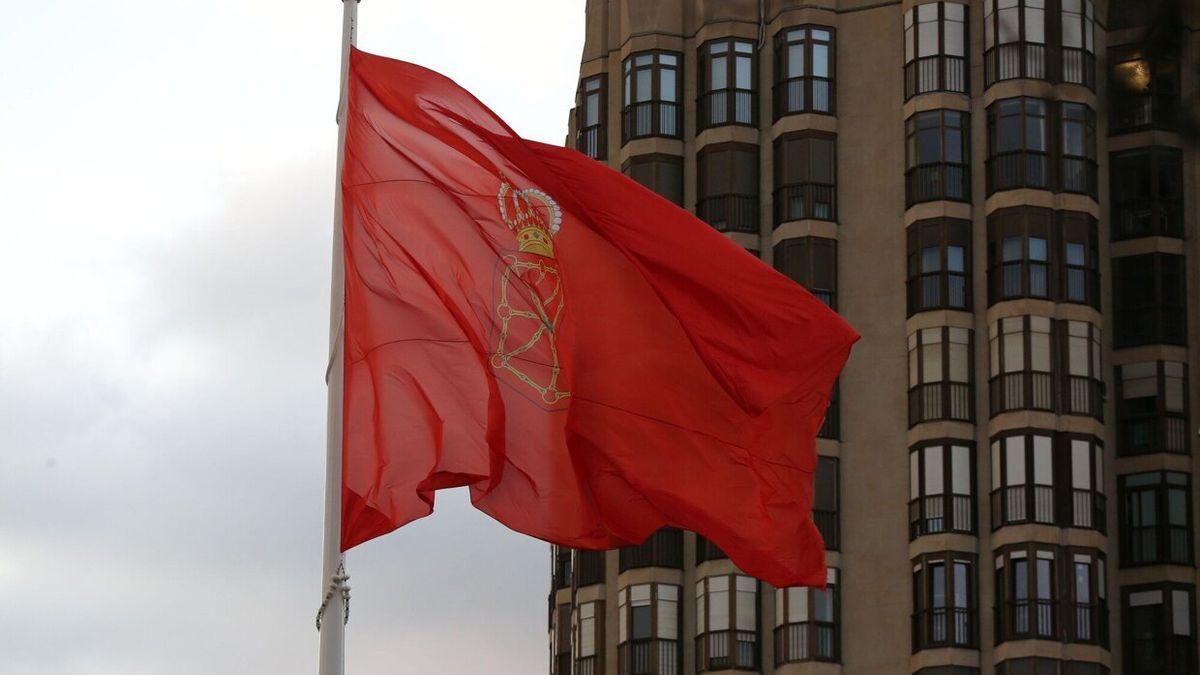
[576,655,598,675]
[773,183,836,225]
[618,528,683,571]
[991,260,1050,302]
[909,494,975,539]
[576,550,605,587]
[1118,413,1190,456]
[1113,199,1185,240]
[699,89,755,129]
[985,43,1046,86]
[576,125,605,160]
[618,638,679,675]
[1111,92,1178,134]
[1061,48,1096,88]
[991,485,1056,528]
[905,163,969,206]
[1063,375,1104,420]
[911,607,975,651]
[908,272,969,314]
[695,631,758,671]
[989,372,1055,416]
[1070,489,1106,533]
[987,150,1049,194]
[696,195,759,234]
[621,102,681,143]
[909,381,974,426]
[904,55,967,99]
[774,77,834,117]
[1125,524,1194,566]
[696,536,727,563]
[1060,157,1098,196]
[996,599,1056,642]
[813,508,838,550]
[774,622,838,664]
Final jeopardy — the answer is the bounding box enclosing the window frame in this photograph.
[1116,361,1191,456]
[814,456,839,550]
[698,38,757,130]
[1122,583,1197,675]
[908,440,977,539]
[621,51,682,143]
[1057,101,1097,197]
[905,109,971,206]
[617,583,682,675]
[696,143,759,234]
[695,575,760,672]
[988,316,1056,416]
[908,326,975,425]
[773,131,837,225]
[1110,146,1185,240]
[912,551,978,651]
[903,2,969,99]
[773,25,836,118]
[907,218,972,315]
[1119,471,1194,567]
[987,97,1050,194]
[774,567,840,664]
[576,75,608,160]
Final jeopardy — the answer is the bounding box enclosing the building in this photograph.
[549,1,1200,674]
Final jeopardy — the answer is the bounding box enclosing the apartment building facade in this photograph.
[550,1,1200,674]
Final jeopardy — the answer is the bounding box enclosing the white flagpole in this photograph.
[318,2,357,675]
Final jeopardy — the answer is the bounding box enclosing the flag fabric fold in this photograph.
[339,47,858,587]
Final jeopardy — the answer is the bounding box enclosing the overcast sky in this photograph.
[0,2,585,673]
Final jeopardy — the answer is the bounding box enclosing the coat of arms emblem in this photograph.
[490,176,570,407]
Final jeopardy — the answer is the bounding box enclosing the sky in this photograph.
[0,1,586,673]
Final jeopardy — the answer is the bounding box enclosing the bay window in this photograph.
[1059,321,1102,419]
[904,2,968,98]
[988,207,1052,303]
[1058,102,1096,196]
[1113,253,1187,348]
[1060,0,1095,87]
[775,568,839,664]
[700,39,755,129]
[1109,44,1179,134]
[1068,550,1108,645]
[988,97,1048,193]
[1116,361,1190,456]
[984,0,1046,85]
[989,316,1054,415]
[991,431,1056,526]
[912,552,976,650]
[1123,584,1196,675]
[908,326,974,425]
[907,218,971,314]
[1120,471,1193,566]
[575,601,604,675]
[909,441,976,539]
[695,575,758,671]
[576,75,606,159]
[774,26,834,117]
[905,109,970,205]
[995,546,1057,641]
[697,144,759,234]
[618,584,680,675]
[1111,147,1184,240]
[619,527,683,571]
[622,51,681,142]
[773,132,836,224]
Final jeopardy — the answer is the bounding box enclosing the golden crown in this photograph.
[498,175,562,258]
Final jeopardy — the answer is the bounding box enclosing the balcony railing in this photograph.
[818,388,839,440]
[774,183,836,225]
[1115,307,1188,348]
[1062,375,1104,420]
[618,528,683,571]
[1069,489,1106,533]
[991,260,1050,303]
[1060,157,1098,197]
[556,651,572,675]
[1118,412,1190,456]
[696,195,759,234]
[699,89,755,129]
[985,43,1046,86]
[987,150,1048,194]
[813,508,838,551]
[991,485,1056,528]
[621,102,681,143]
[1125,524,1194,566]
[1067,602,1108,646]
[989,372,1055,416]
[576,125,605,160]
[1113,199,1185,240]
[774,622,838,664]
[911,607,976,651]
[904,55,968,99]
[774,77,834,118]
[906,164,970,206]
[996,599,1056,642]
[909,381,974,426]
[1061,48,1096,89]
[618,638,680,675]
[696,631,758,672]
[1111,92,1178,134]
[577,655,599,675]
[696,536,727,563]
[908,272,969,315]
[909,494,975,539]
[576,549,605,587]
[1064,266,1101,307]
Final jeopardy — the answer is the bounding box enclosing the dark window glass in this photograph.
[1123,584,1196,675]
[987,206,1052,302]
[618,528,683,571]
[622,51,681,143]
[1113,253,1187,348]
[904,2,969,98]
[1110,44,1180,134]
[697,144,758,234]
[1058,102,1096,196]
[576,76,607,159]
[1120,472,1193,566]
[774,133,836,224]
[995,545,1109,644]
[774,26,834,117]
[1060,211,1100,307]
[908,441,976,539]
[912,552,976,651]
[987,97,1048,193]
[988,316,1055,415]
[1111,146,1184,239]
[699,39,755,129]
[989,431,1105,531]
[908,218,972,314]
[775,569,840,664]
[814,456,839,550]
[908,327,974,425]
[623,155,683,207]
[1117,361,1190,456]
[906,109,970,205]
[983,0,1048,84]
[774,237,836,308]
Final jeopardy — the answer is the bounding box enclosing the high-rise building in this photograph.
[548,1,1200,674]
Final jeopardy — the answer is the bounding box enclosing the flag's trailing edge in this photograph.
[339,47,858,588]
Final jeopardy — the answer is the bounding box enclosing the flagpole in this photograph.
[319,2,357,675]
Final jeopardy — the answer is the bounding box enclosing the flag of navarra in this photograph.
[339,46,858,588]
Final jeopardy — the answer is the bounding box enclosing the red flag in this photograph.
[339,47,858,587]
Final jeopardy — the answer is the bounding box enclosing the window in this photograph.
[696,536,726,563]
[574,601,604,673]
[700,40,755,129]
[988,207,1052,302]
[904,2,968,98]
[576,76,606,159]
[695,575,758,671]
[1123,584,1196,675]
[990,431,1056,526]
[774,26,834,117]
[1111,147,1184,240]
[1060,0,1096,86]
[1117,361,1190,456]
[909,441,975,539]
[553,602,572,675]
[912,553,976,651]
[1059,211,1100,307]
[908,326,974,425]
[989,316,1054,415]
[553,546,573,590]
[1120,472,1193,566]
[988,97,1048,193]
[774,133,836,224]
[618,528,683,571]
[622,51,681,142]
[622,155,683,206]
[997,660,1110,675]
[814,456,839,550]
[618,584,680,675]
[576,549,605,587]
[1058,102,1096,196]
[697,144,758,234]
[918,668,980,675]
[1110,0,1174,29]
[820,383,840,441]
[995,547,1108,645]
[1110,44,1180,134]
[905,109,970,205]
[775,567,839,664]
[1068,550,1109,644]
[774,237,836,308]
[983,0,1047,84]
[907,218,971,314]
[1113,253,1187,348]
[1061,434,1105,530]
[1059,321,1102,419]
